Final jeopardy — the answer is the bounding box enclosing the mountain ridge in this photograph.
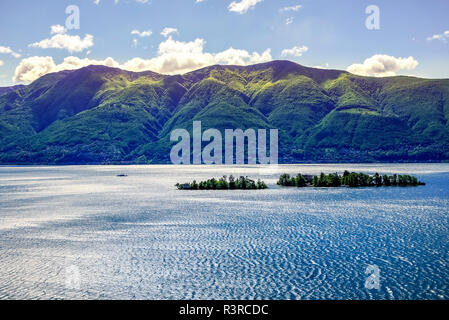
[1,60,448,164]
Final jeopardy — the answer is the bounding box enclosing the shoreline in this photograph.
[1,161,449,167]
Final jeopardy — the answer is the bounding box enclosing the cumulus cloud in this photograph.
[29,26,94,53]
[281,45,308,57]
[214,47,272,66]
[313,63,330,69]
[161,27,178,38]
[0,47,11,54]
[285,17,294,25]
[13,36,272,83]
[228,0,263,14]
[13,56,58,82]
[427,30,449,42]
[50,24,67,35]
[122,36,272,74]
[131,29,152,37]
[0,60,4,67]
[347,54,419,77]
[0,46,21,58]
[279,5,302,12]
[13,56,120,82]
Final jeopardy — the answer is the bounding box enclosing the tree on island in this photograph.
[277,173,308,187]
[278,171,424,188]
[176,175,267,190]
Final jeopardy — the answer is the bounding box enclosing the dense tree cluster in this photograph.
[277,171,425,188]
[176,175,268,190]
[277,173,308,187]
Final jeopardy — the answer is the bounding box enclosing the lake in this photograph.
[0,164,448,299]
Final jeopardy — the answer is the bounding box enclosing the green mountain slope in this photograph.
[0,60,448,164]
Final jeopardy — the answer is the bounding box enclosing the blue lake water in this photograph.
[0,164,448,300]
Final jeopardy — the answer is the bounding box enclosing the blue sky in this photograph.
[0,0,448,86]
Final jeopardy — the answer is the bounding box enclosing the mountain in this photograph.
[0,84,25,96]
[0,60,448,164]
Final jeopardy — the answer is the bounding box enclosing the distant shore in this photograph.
[0,160,448,166]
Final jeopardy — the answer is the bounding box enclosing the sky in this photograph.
[0,0,448,86]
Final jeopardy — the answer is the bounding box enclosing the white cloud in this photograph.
[228,0,263,14]
[50,24,67,35]
[0,46,21,58]
[347,54,419,77]
[0,60,4,67]
[0,47,11,54]
[313,63,330,69]
[158,37,203,55]
[427,30,449,42]
[196,0,205,3]
[161,27,178,38]
[29,34,94,53]
[122,36,272,74]
[13,56,58,82]
[13,36,273,82]
[94,0,100,5]
[213,47,272,66]
[13,56,120,82]
[281,45,308,57]
[29,26,94,53]
[131,29,152,37]
[280,5,302,12]
[285,17,294,25]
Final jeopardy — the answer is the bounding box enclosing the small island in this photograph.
[277,171,425,188]
[176,175,268,190]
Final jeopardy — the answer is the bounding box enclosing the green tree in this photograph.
[191,180,199,190]
[392,174,398,186]
[318,172,327,187]
[257,179,267,189]
[328,172,341,187]
[295,174,307,187]
[229,175,236,189]
[374,173,382,187]
[312,175,319,187]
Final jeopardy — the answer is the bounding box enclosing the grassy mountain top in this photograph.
[0,60,448,164]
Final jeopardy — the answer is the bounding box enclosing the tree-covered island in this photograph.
[277,171,425,188]
[176,175,268,190]
[176,171,425,190]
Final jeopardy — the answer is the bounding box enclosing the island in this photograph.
[176,171,425,190]
[176,175,268,190]
[277,171,425,188]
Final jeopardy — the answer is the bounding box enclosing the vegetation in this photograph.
[176,175,268,190]
[0,60,448,164]
[277,171,425,188]
[277,173,309,187]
